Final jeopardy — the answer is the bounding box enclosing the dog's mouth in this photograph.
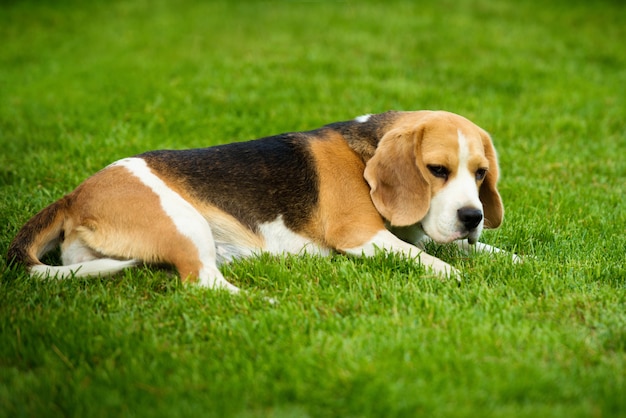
[420,225,481,245]
[465,226,482,245]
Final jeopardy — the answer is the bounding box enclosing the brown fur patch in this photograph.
[478,130,503,228]
[363,113,432,226]
[62,165,205,282]
[7,197,69,267]
[305,131,385,250]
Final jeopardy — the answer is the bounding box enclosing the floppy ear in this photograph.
[479,130,504,228]
[363,125,430,226]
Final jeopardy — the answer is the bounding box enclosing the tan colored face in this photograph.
[418,122,491,243]
[420,122,490,195]
[364,110,503,243]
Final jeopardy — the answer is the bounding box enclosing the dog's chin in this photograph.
[421,228,463,244]
[422,226,482,245]
[467,226,483,245]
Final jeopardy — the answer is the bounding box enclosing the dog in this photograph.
[7,110,509,292]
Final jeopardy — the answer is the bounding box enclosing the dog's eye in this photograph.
[475,168,488,181]
[427,165,449,179]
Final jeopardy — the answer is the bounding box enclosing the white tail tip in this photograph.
[30,259,139,279]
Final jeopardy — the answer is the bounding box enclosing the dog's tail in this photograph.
[7,197,137,279]
[7,198,68,271]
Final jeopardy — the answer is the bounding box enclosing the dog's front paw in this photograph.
[421,254,461,283]
[441,263,462,283]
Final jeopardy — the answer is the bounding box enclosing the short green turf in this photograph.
[1,1,624,417]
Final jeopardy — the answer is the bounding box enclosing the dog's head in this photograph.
[363,111,503,244]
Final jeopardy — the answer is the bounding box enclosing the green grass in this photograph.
[1,0,625,417]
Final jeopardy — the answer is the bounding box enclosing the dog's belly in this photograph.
[214,216,330,265]
[258,216,330,256]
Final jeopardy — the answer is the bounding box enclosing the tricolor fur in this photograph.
[7,110,510,292]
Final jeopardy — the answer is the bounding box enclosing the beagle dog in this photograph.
[7,110,507,292]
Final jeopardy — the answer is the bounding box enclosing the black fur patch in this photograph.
[324,111,404,161]
[140,132,319,233]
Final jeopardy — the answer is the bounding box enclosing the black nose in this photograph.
[457,207,483,230]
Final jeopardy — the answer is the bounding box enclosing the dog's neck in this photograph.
[324,111,405,163]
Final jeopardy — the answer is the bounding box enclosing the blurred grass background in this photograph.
[1,1,625,417]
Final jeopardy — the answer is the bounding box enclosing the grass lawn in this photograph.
[1,0,625,417]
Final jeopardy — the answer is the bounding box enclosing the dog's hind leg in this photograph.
[67,197,239,292]
[56,158,240,292]
[65,216,238,292]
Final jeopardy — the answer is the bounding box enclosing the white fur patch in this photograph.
[258,216,330,256]
[214,243,256,265]
[355,114,372,123]
[456,240,522,262]
[344,230,414,257]
[31,259,138,279]
[62,238,100,265]
[114,158,237,291]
